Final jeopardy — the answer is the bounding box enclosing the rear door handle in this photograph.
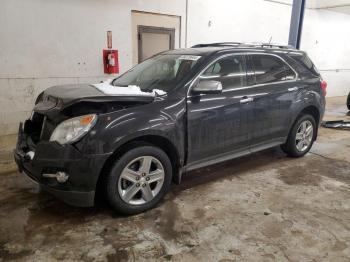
[240,97,254,104]
[288,87,299,92]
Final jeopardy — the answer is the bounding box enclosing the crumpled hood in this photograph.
[33,84,156,120]
[40,84,155,105]
[44,84,107,102]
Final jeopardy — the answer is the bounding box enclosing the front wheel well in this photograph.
[96,135,182,196]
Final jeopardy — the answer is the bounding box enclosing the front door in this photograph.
[187,54,255,166]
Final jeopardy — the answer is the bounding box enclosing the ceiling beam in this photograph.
[288,0,306,49]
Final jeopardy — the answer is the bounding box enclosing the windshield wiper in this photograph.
[112,83,128,87]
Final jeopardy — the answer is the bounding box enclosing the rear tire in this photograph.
[347,92,350,110]
[105,145,172,215]
[281,114,316,158]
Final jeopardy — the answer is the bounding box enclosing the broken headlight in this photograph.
[50,114,97,144]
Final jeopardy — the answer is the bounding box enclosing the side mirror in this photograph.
[192,80,223,94]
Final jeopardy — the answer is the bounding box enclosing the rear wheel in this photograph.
[281,114,316,157]
[106,146,172,215]
[347,92,350,110]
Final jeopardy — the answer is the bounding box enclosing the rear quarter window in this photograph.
[288,53,320,77]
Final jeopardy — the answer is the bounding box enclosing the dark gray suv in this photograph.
[14,43,326,214]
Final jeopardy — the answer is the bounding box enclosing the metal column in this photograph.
[288,0,306,49]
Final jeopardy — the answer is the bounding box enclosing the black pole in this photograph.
[288,0,306,49]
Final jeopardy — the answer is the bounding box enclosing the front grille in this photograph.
[24,113,44,144]
[40,117,56,141]
[24,113,56,144]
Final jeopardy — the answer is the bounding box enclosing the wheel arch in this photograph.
[96,134,183,196]
[289,105,321,141]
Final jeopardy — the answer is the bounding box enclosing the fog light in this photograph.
[42,171,69,183]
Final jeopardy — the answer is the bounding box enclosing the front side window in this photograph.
[200,55,246,90]
[251,55,296,84]
[112,54,201,92]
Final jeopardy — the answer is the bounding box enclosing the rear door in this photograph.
[247,53,298,149]
[187,54,255,166]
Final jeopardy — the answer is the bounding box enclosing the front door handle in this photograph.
[240,97,254,104]
[288,87,299,92]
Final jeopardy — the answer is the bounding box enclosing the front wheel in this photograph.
[105,146,172,215]
[281,114,316,157]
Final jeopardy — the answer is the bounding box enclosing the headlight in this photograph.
[50,114,97,144]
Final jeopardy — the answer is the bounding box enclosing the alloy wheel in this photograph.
[117,156,165,205]
[295,120,313,152]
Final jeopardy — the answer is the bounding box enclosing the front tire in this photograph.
[105,146,172,215]
[281,114,316,157]
[347,92,350,110]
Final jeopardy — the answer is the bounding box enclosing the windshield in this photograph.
[112,54,201,92]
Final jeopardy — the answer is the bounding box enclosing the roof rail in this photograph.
[191,42,295,49]
[191,42,243,48]
[259,43,295,49]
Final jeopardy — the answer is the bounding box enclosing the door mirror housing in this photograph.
[192,80,223,94]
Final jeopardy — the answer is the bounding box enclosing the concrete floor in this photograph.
[0,96,349,262]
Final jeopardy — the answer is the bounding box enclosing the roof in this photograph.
[164,42,303,57]
[192,42,295,49]
[164,47,226,56]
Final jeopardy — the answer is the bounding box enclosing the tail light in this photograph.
[320,80,327,96]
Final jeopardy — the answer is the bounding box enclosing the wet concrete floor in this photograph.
[0,96,349,261]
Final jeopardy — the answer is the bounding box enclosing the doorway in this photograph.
[138,26,175,63]
[131,11,181,65]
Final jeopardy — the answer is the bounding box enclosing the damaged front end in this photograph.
[14,121,104,207]
[13,84,155,207]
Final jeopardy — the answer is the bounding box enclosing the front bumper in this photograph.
[14,123,112,207]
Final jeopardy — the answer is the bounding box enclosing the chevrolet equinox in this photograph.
[14,43,326,214]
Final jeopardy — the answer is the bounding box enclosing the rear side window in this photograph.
[201,55,246,90]
[288,53,320,77]
[251,55,296,84]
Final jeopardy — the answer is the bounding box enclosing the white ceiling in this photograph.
[325,5,350,14]
[309,0,350,15]
[307,0,350,9]
[273,0,350,15]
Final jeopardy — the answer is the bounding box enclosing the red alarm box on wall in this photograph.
[103,49,119,74]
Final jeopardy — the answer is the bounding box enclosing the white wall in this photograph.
[187,0,292,46]
[0,0,186,79]
[302,8,350,97]
[0,0,186,136]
